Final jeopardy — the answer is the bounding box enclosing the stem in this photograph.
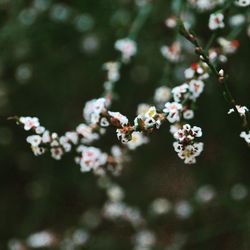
[128,3,152,40]
[178,20,249,131]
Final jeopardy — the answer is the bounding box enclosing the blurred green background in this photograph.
[0,0,250,249]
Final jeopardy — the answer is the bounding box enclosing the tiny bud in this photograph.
[219,69,224,77]
[199,55,205,61]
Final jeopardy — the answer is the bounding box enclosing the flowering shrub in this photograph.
[2,0,250,249]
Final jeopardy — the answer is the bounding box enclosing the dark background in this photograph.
[0,0,250,249]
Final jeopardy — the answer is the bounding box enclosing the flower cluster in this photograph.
[172,124,204,164]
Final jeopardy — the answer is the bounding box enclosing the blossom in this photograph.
[234,0,250,7]
[51,147,64,160]
[209,13,225,30]
[26,135,42,147]
[126,131,149,150]
[114,38,137,62]
[108,111,128,127]
[161,42,181,62]
[184,63,209,80]
[154,86,171,103]
[218,38,239,54]
[19,116,40,131]
[135,106,161,129]
[228,105,249,116]
[136,103,151,115]
[173,124,203,164]
[240,131,250,144]
[189,0,221,11]
[42,130,51,143]
[35,126,45,134]
[83,98,107,125]
[103,62,120,82]
[172,83,189,102]
[165,16,177,28]
[189,79,205,100]
[65,131,78,144]
[26,231,55,248]
[31,146,45,156]
[76,123,99,144]
[134,230,156,249]
[151,198,172,215]
[77,146,108,172]
[163,102,183,123]
[107,185,124,202]
[183,110,194,120]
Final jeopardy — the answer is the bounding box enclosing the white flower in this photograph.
[108,111,128,127]
[154,86,171,103]
[51,147,64,160]
[183,110,194,120]
[103,62,120,82]
[161,42,181,62]
[173,124,203,164]
[172,83,189,102]
[240,131,250,144]
[234,0,250,7]
[165,16,177,28]
[35,126,45,134]
[209,13,225,30]
[151,198,172,215]
[137,103,151,115]
[100,117,110,127]
[163,102,183,123]
[218,38,239,54]
[78,146,108,172]
[26,135,42,147]
[126,131,149,150]
[114,38,137,62]
[19,117,40,131]
[189,79,205,100]
[135,106,161,129]
[83,98,107,125]
[42,130,51,143]
[65,131,78,144]
[107,185,124,202]
[229,14,245,26]
[76,123,99,144]
[228,105,249,116]
[175,200,193,219]
[116,129,130,144]
[134,230,156,248]
[31,146,45,156]
[196,185,216,203]
[26,231,55,248]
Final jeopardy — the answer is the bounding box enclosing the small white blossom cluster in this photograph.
[115,38,137,62]
[173,124,204,164]
[76,146,108,173]
[83,98,108,125]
